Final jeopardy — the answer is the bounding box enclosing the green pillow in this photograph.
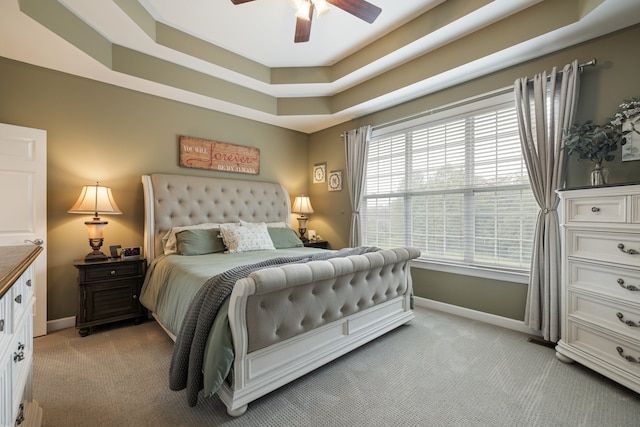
[267,227,303,249]
[176,228,226,255]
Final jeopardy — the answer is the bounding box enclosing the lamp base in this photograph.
[85,250,108,261]
[85,237,108,261]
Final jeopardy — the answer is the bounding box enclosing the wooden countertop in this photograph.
[0,245,43,299]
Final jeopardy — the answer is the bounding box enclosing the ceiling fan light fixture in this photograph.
[312,0,330,17]
[295,0,311,20]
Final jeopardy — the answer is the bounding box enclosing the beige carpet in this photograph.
[33,307,640,426]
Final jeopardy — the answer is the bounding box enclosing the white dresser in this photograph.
[0,245,42,427]
[556,183,640,393]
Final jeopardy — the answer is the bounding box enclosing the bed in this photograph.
[139,173,419,416]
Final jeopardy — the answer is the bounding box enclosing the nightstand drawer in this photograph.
[79,261,143,282]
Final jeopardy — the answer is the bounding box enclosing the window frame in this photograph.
[365,91,534,283]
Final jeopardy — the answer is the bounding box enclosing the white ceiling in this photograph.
[1,0,640,133]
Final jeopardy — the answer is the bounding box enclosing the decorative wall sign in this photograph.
[328,170,342,191]
[179,135,260,175]
[313,163,326,183]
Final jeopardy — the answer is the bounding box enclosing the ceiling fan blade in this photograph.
[328,0,381,24]
[294,3,314,43]
[230,0,256,4]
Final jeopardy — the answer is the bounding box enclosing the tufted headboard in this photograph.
[141,174,291,261]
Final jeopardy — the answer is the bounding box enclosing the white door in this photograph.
[0,123,47,337]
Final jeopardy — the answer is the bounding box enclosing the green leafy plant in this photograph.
[563,120,628,164]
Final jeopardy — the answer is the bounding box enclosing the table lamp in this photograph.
[68,182,122,260]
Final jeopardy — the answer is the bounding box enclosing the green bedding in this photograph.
[139,247,326,397]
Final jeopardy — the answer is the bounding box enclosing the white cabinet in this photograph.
[557,184,640,394]
[0,246,42,427]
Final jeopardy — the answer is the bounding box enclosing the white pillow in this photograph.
[162,223,222,254]
[219,222,275,253]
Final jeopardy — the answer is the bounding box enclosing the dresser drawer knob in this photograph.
[616,346,640,365]
[26,279,32,287]
[13,350,24,363]
[15,294,22,304]
[616,312,639,328]
[617,244,640,255]
[111,270,116,275]
[591,206,600,212]
[617,278,639,292]
[0,319,4,332]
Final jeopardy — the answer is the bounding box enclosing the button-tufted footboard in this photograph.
[218,247,420,416]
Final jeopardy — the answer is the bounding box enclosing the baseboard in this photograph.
[47,316,76,333]
[414,297,541,336]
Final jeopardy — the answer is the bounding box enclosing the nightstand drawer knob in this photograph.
[110,270,116,275]
[591,206,600,212]
[26,279,32,287]
[15,294,22,304]
[133,295,138,300]
[0,319,4,332]
[13,350,24,363]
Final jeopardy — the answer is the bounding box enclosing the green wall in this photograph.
[1,24,639,324]
[308,24,640,321]
[0,57,309,320]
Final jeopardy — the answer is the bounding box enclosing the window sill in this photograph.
[411,259,529,284]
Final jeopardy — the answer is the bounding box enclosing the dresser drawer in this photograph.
[568,261,640,304]
[11,274,28,331]
[567,320,640,381]
[11,311,32,407]
[633,195,640,224]
[565,195,627,224]
[0,293,9,354]
[79,261,143,283]
[568,291,640,339]
[567,229,640,268]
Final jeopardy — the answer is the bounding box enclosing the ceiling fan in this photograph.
[230,0,382,43]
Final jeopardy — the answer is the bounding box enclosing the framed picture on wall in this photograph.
[328,170,342,192]
[313,163,326,183]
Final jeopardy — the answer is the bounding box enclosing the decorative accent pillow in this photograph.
[161,223,222,254]
[176,228,226,255]
[268,227,303,249]
[219,222,275,253]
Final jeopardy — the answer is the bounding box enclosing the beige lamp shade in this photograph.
[292,195,314,215]
[68,184,122,218]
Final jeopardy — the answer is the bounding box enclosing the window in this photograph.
[363,93,537,279]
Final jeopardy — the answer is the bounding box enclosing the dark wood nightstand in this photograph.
[303,240,329,249]
[74,256,147,336]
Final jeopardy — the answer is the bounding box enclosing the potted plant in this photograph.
[563,120,628,185]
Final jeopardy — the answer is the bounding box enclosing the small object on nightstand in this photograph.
[74,256,147,336]
[304,240,329,249]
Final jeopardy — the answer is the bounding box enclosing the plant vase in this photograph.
[590,162,609,186]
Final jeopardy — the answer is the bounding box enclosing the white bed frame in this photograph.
[142,173,418,416]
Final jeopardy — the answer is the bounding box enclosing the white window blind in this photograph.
[364,93,537,272]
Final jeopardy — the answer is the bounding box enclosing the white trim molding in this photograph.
[414,296,541,336]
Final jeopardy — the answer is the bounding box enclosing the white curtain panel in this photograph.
[514,60,580,342]
[344,125,372,247]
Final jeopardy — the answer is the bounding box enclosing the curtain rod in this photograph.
[343,58,597,137]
